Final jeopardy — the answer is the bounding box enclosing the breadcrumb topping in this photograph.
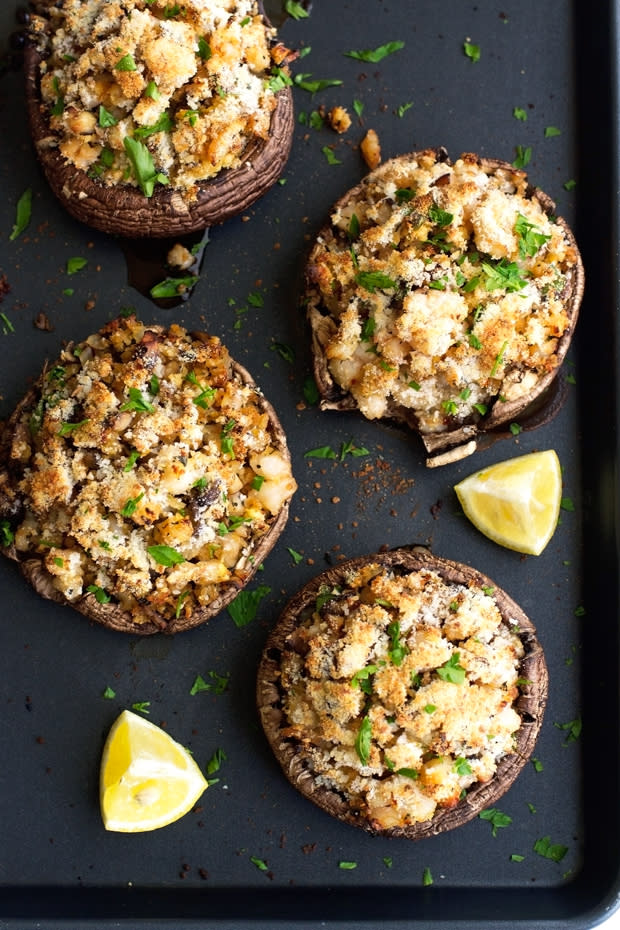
[278,562,524,830]
[307,149,580,433]
[32,0,281,198]
[1,317,296,626]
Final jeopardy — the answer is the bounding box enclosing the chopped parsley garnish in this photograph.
[120,387,154,413]
[102,686,116,699]
[338,861,357,870]
[513,145,532,169]
[351,664,380,692]
[395,187,416,203]
[355,270,397,293]
[322,146,342,165]
[131,701,150,714]
[66,256,87,275]
[355,715,372,765]
[184,371,215,408]
[9,187,32,241]
[533,836,568,862]
[121,492,144,517]
[86,584,111,604]
[206,746,227,784]
[285,0,309,18]
[270,341,295,364]
[98,105,117,127]
[463,40,481,62]
[190,670,230,695]
[387,621,409,666]
[479,807,512,836]
[197,36,212,60]
[396,101,413,118]
[348,213,361,240]
[58,419,89,436]
[134,112,175,139]
[515,214,551,258]
[268,67,293,92]
[554,716,582,745]
[115,53,137,71]
[144,81,160,100]
[422,867,433,886]
[428,204,454,227]
[437,652,466,684]
[544,126,561,138]
[287,547,304,565]
[250,856,269,872]
[344,40,404,62]
[227,584,271,627]
[513,107,527,121]
[147,544,185,566]
[481,259,528,292]
[304,445,338,459]
[0,520,14,547]
[123,136,169,198]
[294,74,343,93]
[454,757,473,776]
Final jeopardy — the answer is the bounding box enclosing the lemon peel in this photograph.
[100,709,208,833]
[454,449,562,556]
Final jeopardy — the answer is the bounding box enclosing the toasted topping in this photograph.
[32,0,284,198]
[2,316,296,626]
[307,149,580,433]
[277,562,524,830]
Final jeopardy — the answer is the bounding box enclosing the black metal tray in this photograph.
[0,1,619,927]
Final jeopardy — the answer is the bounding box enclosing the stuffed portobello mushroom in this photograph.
[306,148,584,466]
[0,316,297,634]
[257,546,547,839]
[24,0,295,237]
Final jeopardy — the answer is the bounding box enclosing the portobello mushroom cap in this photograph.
[0,317,297,634]
[257,546,548,838]
[23,2,294,238]
[306,148,585,467]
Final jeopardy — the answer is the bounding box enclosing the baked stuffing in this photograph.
[30,0,283,199]
[258,548,547,837]
[306,149,583,457]
[0,316,297,632]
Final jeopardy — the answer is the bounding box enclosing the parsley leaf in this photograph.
[533,836,568,862]
[436,652,466,684]
[119,387,154,413]
[355,715,372,765]
[515,214,551,258]
[479,807,512,836]
[344,40,405,63]
[9,188,32,241]
[481,259,528,292]
[355,270,397,293]
[463,41,481,62]
[227,584,271,627]
[123,136,169,198]
[147,544,185,566]
[150,275,198,298]
[294,74,343,93]
[285,0,309,18]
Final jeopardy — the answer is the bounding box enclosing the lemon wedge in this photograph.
[100,709,208,833]
[454,449,562,556]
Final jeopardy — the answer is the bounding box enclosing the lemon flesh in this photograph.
[100,709,208,833]
[454,449,562,556]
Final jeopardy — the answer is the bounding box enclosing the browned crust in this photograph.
[0,325,293,635]
[23,35,294,239]
[257,545,548,839]
[306,147,585,466]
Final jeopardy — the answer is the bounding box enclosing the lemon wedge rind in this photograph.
[100,709,208,833]
[454,449,562,556]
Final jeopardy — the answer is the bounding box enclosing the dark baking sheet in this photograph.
[0,0,619,927]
